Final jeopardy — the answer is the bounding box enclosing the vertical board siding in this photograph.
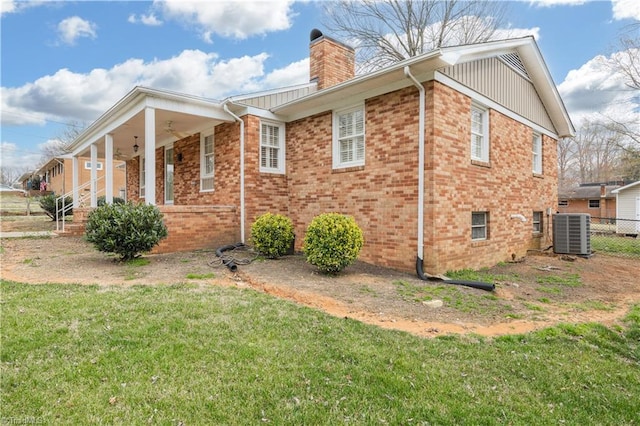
[441,56,556,133]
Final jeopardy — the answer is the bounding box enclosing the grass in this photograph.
[185,272,215,279]
[591,234,640,257]
[3,280,638,424]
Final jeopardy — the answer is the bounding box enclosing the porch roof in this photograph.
[68,86,236,159]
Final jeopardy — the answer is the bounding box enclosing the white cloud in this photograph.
[558,50,640,127]
[528,0,587,7]
[128,13,163,26]
[57,16,97,45]
[0,0,47,16]
[1,49,308,127]
[152,0,296,41]
[612,0,640,21]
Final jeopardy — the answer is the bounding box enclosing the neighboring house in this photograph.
[66,32,574,275]
[611,181,640,234]
[558,183,624,219]
[34,155,127,202]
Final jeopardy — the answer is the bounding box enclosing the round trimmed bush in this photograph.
[303,213,364,274]
[85,201,168,261]
[251,212,295,258]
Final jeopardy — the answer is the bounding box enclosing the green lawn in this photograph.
[591,234,640,257]
[1,281,639,425]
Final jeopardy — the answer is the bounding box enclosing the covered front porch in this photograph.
[66,86,247,252]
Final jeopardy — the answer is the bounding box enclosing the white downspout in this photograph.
[223,101,246,244]
[404,66,426,265]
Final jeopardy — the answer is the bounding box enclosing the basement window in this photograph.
[472,212,488,240]
[533,211,542,234]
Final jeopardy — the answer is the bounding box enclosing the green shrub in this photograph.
[303,213,364,274]
[38,194,73,220]
[85,202,168,261]
[97,196,125,206]
[251,212,295,258]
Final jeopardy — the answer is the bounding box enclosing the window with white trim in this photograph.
[472,212,488,240]
[533,211,543,234]
[260,120,285,173]
[200,133,214,191]
[139,157,146,197]
[470,105,489,162]
[333,105,365,168]
[84,161,103,170]
[532,132,542,174]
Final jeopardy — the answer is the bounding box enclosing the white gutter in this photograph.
[404,66,425,262]
[223,101,246,243]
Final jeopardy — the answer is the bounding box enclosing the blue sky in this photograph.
[1,0,639,172]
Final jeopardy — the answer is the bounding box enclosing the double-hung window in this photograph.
[260,120,285,173]
[84,161,103,170]
[532,133,542,174]
[333,105,365,169]
[470,105,489,162]
[472,212,488,240]
[533,211,543,234]
[200,133,214,191]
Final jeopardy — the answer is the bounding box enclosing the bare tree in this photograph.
[323,0,511,72]
[0,165,30,187]
[609,23,640,91]
[39,120,86,162]
[570,120,625,184]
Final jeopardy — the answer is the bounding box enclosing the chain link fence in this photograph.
[590,217,640,258]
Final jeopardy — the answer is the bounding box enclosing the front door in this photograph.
[165,146,174,204]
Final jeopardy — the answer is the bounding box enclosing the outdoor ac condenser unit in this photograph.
[553,213,591,256]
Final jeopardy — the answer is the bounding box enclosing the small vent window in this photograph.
[499,52,530,79]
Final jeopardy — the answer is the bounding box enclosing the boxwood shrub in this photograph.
[251,212,295,258]
[303,213,364,274]
[85,202,168,261]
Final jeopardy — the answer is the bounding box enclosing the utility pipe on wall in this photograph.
[223,102,246,244]
[404,66,426,263]
[404,66,494,291]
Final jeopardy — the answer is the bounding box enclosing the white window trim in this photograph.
[259,120,286,174]
[532,132,542,174]
[139,156,145,198]
[84,161,103,170]
[200,132,215,192]
[472,212,488,241]
[333,104,365,169]
[470,104,489,163]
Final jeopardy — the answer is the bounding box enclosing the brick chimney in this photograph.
[309,29,355,90]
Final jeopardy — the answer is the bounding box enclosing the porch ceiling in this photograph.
[74,109,225,160]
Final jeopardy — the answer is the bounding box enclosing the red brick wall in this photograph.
[558,198,616,218]
[425,82,557,272]
[309,36,355,90]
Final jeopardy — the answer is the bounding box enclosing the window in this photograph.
[472,212,488,240]
[532,133,542,174]
[139,157,146,197]
[260,120,285,173]
[588,199,600,208]
[333,105,365,168]
[200,133,214,191]
[470,105,489,162]
[84,161,103,170]
[558,200,568,207]
[533,211,543,234]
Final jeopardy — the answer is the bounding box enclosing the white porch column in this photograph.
[90,143,98,208]
[104,134,114,204]
[144,107,156,205]
[72,157,79,208]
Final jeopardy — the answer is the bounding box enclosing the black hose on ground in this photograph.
[416,256,495,292]
[215,243,245,272]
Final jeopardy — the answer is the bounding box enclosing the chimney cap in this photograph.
[310,28,323,42]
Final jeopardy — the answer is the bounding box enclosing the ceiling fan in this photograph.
[114,148,129,160]
[164,120,189,139]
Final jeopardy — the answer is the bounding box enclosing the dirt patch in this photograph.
[1,236,639,338]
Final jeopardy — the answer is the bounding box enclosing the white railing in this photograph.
[55,176,104,232]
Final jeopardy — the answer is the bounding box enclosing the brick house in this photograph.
[67,32,574,275]
[558,183,625,220]
[31,155,126,201]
